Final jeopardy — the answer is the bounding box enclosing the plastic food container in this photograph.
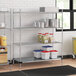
[49,33,53,43]
[49,19,60,28]
[45,33,49,39]
[50,50,58,59]
[41,51,50,60]
[38,33,42,42]
[0,54,8,64]
[42,45,53,51]
[45,19,49,28]
[33,50,43,58]
[0,23,5,28]
[41,34,48,44]
[0,36,7,46]
[0,47,7,52]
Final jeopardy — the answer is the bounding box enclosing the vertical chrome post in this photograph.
[9,9,12,70]
[12,9,15,64]
[72,38,75,58]
[19,9,22,69]
[61,9,63,65]
[52,13,54,50]
[3,12,6,35]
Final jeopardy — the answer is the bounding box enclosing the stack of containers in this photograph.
[34,33,58,60]
[33,49,58,60]
[41,51,50,60]
[41,45,53,60]
[38,33,54,44]
[0,35,8,64]
[42,45,53,51]
[0,48,7,64]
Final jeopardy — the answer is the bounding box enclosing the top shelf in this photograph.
[0,7,59,13]
[13,7,59,14]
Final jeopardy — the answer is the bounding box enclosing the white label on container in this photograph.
[45,40,48,43]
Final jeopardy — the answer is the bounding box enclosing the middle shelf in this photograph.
[14,42,62,46]
[1,41,62,47]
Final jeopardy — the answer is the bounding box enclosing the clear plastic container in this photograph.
[38,33,42,42]
[45,33,49,41]
[49,33,53,43]
[41,34,48,44]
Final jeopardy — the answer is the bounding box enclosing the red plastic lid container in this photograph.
[45,33,49,34]
[42,34,46,35]
[38,33,42,34]
[49,33,53,35]
[41,51,50,53]
[50,50,58,52]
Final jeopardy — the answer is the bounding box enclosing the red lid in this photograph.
[41,51,50,53]
[42,34,46,35]
[45,33,49,34]
[50,50,58,52]
[38,33,42,34]
[49,33,53,35]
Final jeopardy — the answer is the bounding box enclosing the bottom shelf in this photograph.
[14,57,61,63]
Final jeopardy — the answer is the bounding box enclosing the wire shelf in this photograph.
[14,57,61,63]
[14,42,62,46]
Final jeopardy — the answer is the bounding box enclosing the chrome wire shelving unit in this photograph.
[0,7,63,67]
[12,7,63,67]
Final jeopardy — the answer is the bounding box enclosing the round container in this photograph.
[40,21,45,28]
[38,33,42,42]
[0,23,5,28]
[50,50,58,59]
[33,21,37,27]
[42,45,53,51]
[0,36,7,46]
[45,19,49,28]
[33,50,43,58]
[49,33,53,43]
[49,19,60,28]
[41,34,48,44]
[41,51,50,60]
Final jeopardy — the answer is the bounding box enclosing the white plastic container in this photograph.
[33,50,43,58]
[0,23,5,28]
[42,45,53,51]
[41,51,50,60]
[50,50,58,59]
